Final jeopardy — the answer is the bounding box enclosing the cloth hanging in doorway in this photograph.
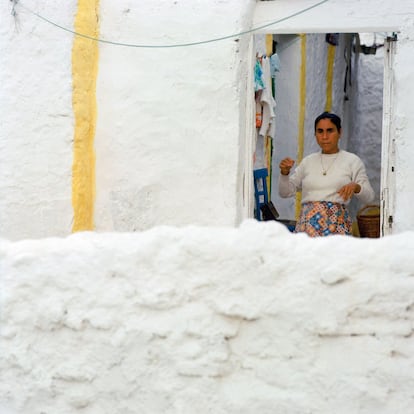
[258,56,276,139]
[254,59,265,92]
[269,53,281,78]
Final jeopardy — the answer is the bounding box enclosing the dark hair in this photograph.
[314,112,341,132]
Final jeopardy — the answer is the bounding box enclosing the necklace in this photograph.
[320,151,340,175]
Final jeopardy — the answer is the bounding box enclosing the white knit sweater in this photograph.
[278,150,375,205]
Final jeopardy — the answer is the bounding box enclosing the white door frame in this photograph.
[380,34,397,236]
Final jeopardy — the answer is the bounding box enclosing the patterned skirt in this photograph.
[295,201,352,237]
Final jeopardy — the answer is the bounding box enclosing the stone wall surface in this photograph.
[1,221,413,414]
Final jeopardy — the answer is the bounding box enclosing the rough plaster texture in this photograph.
[92,0,256,232]
[0,1,76,240]
[1,221,414,413]
[0,0,256,240]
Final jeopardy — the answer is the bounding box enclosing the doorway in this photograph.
[251,32,395,237]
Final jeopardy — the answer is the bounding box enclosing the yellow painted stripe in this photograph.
[265,136,272,195]
[265,35,273,194]
[265,34,273,57]
[325,44,335,112]
[295,34,306,219]
[71,0,100,232]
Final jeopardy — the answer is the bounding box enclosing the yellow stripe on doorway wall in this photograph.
[71,0,100,232]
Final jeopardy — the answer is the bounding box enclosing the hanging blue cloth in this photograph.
[254,59,265,92]
[269,53,281,78]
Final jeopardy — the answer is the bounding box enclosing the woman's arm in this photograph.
[278,173,297,198]
[351,157,375,204]
[278,157,301,198]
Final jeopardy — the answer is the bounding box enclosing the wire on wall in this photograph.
[14,0,330,49]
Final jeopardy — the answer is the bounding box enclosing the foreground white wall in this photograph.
[1,222,413,414]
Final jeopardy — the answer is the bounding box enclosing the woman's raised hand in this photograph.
[279,158,295,176]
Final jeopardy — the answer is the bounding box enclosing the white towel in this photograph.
[259,57,276,138]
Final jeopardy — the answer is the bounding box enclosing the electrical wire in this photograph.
[16,0,330,49]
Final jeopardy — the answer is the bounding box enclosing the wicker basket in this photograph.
[357,205,380,238]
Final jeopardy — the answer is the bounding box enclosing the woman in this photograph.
[278,112,374,237]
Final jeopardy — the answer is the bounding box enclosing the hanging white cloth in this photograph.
[258,57,276,139]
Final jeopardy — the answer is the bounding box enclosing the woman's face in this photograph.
[315,118,341,154]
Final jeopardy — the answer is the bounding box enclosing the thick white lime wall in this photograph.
[0,1,76,240]
[1,223,413,413]
[94,0,256,231]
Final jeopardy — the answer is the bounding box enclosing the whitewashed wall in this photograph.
[0,0,256,241]
[1,3,414,413]
[0,1,76,240]
[348,46,384,218]
[94,0,256,232]
[1,222,413,413]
